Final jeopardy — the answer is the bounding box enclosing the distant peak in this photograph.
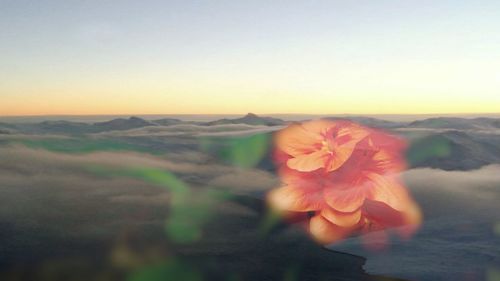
[129,116,144,121]
[244,113,258,118]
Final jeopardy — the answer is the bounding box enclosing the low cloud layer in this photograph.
[334,165,500,281]
[403,165,500,219]
[0,146,278,239]
[1,145,500,281]
[95,124,283,137]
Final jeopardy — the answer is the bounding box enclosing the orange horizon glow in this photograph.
[1,90,499,116]
[0,101,500,116]
[2,62,499,116]
[2,1,499,117]
[2,109,500,117]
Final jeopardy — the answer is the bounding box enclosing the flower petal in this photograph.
[320,206,362,227]
[287,150,328,172]
[267,184,324,212]
[324,123,370,172]
[362,199,406,227]
[361,199,421,238]
[398,201,422,239]
[302,119,336,135]
[334,123,370,146]
[370,149,406,173]
[365,173,410,211]
[275,123,323,157]
[323,146,354,172]
[366,130,407,152]
[309,215,350,244]
[323,184,368,213]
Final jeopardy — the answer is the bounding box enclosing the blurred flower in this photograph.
[268,120,421,246]
[275,120,369,172]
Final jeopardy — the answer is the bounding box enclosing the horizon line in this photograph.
[2,112,500,118]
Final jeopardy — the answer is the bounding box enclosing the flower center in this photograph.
[321,139,335,154]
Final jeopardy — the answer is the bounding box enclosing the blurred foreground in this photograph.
[1,114,500,281]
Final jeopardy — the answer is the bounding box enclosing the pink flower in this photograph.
[275,120,369,172]
[268,120,421,246]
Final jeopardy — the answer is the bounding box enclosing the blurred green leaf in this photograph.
[493,222,500,236]
[258,210,282,237]
[87,166,232,244]
[128,259,203,281]
[406,135,451,166]
[201,133,270,168]
[487,268,500,281]
[283,264,300,281]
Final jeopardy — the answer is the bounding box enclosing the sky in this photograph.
[0,0,499,116]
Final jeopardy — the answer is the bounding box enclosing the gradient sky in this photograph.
[1,0,499,115]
